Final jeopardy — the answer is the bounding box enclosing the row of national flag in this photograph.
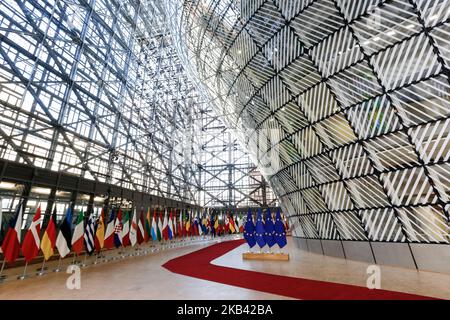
[0,202,258,264]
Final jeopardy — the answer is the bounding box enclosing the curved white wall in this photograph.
[166,0,450,270]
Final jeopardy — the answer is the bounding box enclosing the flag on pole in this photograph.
[121,210,131,247]
[157,212,163,241]
[168,210,174,240]
[185,211,191,236]
[172,211,177,238]
[0,197,3,253]
[244,208,256,248]
[144,208,151,242]
[1,200,24,263]
[113,208,123,248]
[41,207,57,260]
[178,211,183,238]
[238,215,244,233]
[162,210,169,241]
[206,214,211,235]
[201,213,207,235]
[217,217,223,236]
[183,211,188,237]
[283,214,289,233]
[21,205,42,263]
[129,209,138,247]
[234,216,239,233]
[151,210,158,241]
[94,208,105,252]
[214,215,219,236]
[84,214,96,255]
[137,209,146,244]
[193,213,200,236]
[229,214,236,234]
[264,208,276,248]
[104,208,116,249]
[255,208,266,248]
[71,210,85,255]
[224,214,230,234]
[201,213,208,235]
[211,213,216,236]
[274,208,287,248]
[197,213,203,236]
[56,206,73,258]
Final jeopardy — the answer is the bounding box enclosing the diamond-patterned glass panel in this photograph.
[174,0,450,247]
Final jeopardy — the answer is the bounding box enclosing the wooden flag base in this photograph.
[242,252,289,261]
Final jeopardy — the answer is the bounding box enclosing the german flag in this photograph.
[41,207,57,261]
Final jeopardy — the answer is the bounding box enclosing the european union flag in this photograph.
[274,208,287,248]
[255,208,266,248]
[243,208,256,248]
[264,208,276,248]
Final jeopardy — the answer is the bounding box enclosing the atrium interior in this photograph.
[0,0,450,301]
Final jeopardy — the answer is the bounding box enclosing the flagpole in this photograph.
[18,261,28,280]
[81,252,88,267]
[0,259,6,282]
[37,258,46,276]
[143,243,148,255]
[53,256,62,272]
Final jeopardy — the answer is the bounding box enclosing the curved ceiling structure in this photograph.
[166,0,450,247]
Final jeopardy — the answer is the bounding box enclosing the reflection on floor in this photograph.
[0,237,449,299]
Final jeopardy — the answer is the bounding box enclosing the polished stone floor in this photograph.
[0,237,449,299]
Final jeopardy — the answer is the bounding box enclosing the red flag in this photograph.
[2,201,24,263]
[229,214,236,233]
[137,210,146,244]
[224,214,230,234]
[21,206,42,263]
[177,213,183,238]
[217,222,223,236]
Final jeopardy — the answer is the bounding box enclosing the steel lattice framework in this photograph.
[196,107,277,208]
[0,0,275,209]
[166,0,450,244]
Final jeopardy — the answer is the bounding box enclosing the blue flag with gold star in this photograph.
[255,208,266,248]
[243,208,256,248]
[264,208,276,247]
[274,208,287,248]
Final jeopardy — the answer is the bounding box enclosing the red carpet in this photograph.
[162,239,437,300]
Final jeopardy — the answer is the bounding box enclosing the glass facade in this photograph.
[167,0,450,244]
